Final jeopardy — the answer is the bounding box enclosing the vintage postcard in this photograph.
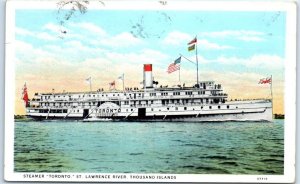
[5,0,296,182]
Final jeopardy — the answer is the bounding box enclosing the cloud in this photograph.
[199,30,266,42]
[16,26,58,41]
[43,23,62,33]
[197,39,234,50]
[162,31,233,50]
[70,22,107,37]
[100,32,143,48]
[15,27,34,36]
[215,54,284,69]
[162,31,192,46]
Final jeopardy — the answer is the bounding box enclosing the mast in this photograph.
[90,78,92,92]
[122,73,125,92]
[270,75,273,118]
[195,36,199,85]
[179,66,181,83]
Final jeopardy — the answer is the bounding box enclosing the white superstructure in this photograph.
[25,64,272,122]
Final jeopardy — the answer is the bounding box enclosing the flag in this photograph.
[188,44,195,51]
[167,56,181,73]
[85,77,91,83]
[22,83,29,107]
[174,56,181,64]
[167,63,180,74]
[109,81,115,89]
[258,77,272,84]
[188,37,197,45]
[118,74,124,80]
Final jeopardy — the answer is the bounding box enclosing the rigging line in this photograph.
[179,53,196,66]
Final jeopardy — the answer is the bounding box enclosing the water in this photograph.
[14,120,284,174]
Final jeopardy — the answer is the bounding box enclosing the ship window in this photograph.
[63,109,67,113]
[184,107,187,110]
[175,107,178,110]
[218,106,221,109]
[93,95,95,97]
[151,108,154,111]
[77,110,79,112]
[131,109,133,111]
[126,109,128,112]
[227,105,230,109]
[236,106,238,109]
[167,108,169,110]
[209,106,212,109]
[151,100,153,104]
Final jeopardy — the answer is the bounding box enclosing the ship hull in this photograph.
[27,105,272,122]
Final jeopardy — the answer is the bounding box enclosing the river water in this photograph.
[14,120,284,174]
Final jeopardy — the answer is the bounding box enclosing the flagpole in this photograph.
[122,73,125,92]
[179,66,181,83]
[270,75,273,119]
[195,36,199,85]
[90,77,92,92]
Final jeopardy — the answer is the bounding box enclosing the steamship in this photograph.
[24,64,272,122]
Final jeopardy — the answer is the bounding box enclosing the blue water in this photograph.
[14,120,284,174]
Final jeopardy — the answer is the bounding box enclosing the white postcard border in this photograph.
[4,0,296,183]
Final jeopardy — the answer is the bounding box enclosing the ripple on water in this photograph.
[14,121,284,174]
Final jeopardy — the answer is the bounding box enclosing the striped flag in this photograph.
[188,37,197,51]
[188,37,197,45]
[167,57,181,74]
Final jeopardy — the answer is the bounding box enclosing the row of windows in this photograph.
[41,90,213,100]
[38,109,68,113]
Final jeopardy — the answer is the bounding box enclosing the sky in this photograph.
[14,7,286,115]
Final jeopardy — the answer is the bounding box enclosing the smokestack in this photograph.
[143,64,153,88]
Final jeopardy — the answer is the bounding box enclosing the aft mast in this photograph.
[270,75,273,119]
[187,37,199,85]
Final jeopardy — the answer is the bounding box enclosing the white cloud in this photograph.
[162,31,233,50]
[16,26,58,41]
[162,31,192,46]
[215,54,284,70]
[36,32,57,41]
[70,22,107,37]
[43,23,62,33]
[238,36,265,42]
[15,27,34,36]
[197,39,234,50]
[100,32,143,47]
[199,30,266,42]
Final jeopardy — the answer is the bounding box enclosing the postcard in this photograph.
[4,0,296,182]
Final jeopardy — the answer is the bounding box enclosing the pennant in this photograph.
[109,81,115,89]
[85,77,91,83]
[118,74,124,80]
